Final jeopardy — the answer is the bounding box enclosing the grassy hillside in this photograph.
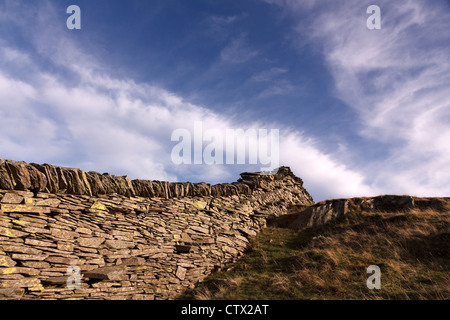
[179,200,449,300]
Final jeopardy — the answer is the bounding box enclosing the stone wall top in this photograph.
[0,159,311,201]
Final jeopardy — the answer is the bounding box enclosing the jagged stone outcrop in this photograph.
[291,195,450,229]
[0,159,313,300]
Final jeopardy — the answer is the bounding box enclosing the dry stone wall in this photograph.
[0,159,314,300]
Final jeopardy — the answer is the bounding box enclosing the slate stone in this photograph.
[83,266,126,281]
[121,257,145,266]
[0,204,50,214]
[45,256,79,265]
[1,193,24,204]
[105,240,135,250]
[0,159,14,190]
[4,160,47,191]
[77,237,105,248]
[0,288,24,299]
[0,226,29,238]
[175,266,187,280]
[0,255,17,267]
[42,276,70,285]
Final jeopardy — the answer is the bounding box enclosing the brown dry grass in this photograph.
[179,199,450,300]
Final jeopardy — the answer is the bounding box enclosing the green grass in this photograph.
[178,205,450,300]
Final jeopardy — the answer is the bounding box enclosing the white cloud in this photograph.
[0,0,381,201]
[0,47,32,65]
[279,132,379,200]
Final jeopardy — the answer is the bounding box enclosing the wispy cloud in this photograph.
[267,0,450,196]
[205,13,248,40]
[258,79,297,98]
[208,15,239,31]
[250,68,299,98]
[251,67,288,82]
[220,33,259,63]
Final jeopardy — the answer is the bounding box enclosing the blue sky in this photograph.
[0,0,449,201]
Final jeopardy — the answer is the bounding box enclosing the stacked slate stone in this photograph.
[0,159,314,300]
